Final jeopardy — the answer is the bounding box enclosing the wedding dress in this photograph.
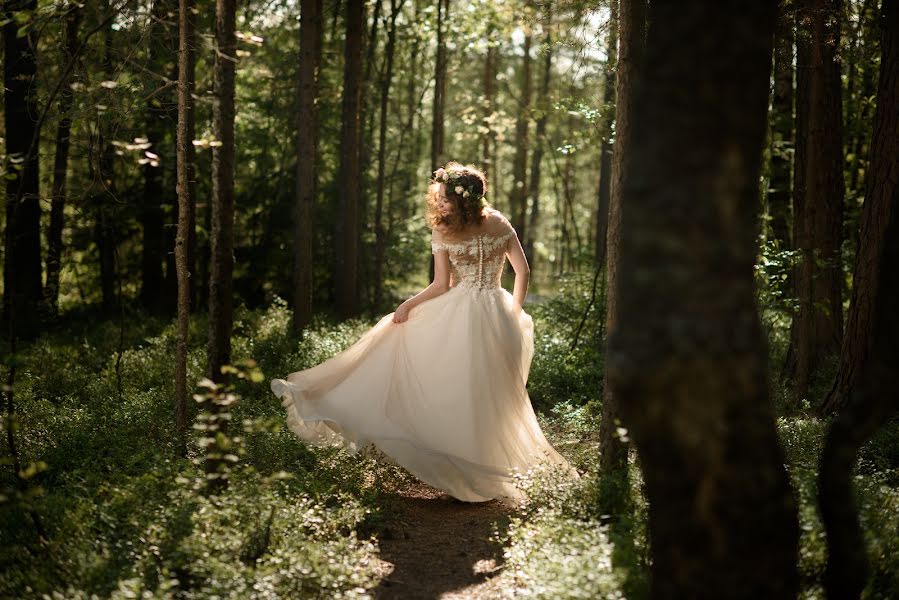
[270,209,574,503]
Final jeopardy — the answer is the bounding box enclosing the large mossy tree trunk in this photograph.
[293,0,322,332]
[606,2,799,597]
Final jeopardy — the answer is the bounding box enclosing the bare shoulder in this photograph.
[484,207,511,226]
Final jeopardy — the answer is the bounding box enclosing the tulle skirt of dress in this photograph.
[270,285,574,504]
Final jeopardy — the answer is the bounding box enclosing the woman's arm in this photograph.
[393,249,451,323]
[506,232,530,309]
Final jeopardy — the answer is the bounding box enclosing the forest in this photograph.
[1,0,897,598]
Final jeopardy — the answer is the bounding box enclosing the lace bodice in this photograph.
[431,210,518,292]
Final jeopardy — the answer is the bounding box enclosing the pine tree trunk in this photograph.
[769,1,794,249]
[96,21,118,316]
[594,0,618,269]
[139,0,173,314]
[208,0,237,383]
[482,31,497,185]
[509,31,532,244]
[293,0,322,332]
[3,0,43,339]
[793,0,844,397]
[374,0,402,310]
[336,0,365,317]
[175,0,197,451]
[525,6,552,269]
[44,6,82,320]
[821,0,897,415]
[600,0,642,482]
[606,3,799,596]
[817,11,899,593]
[430,0,449,172]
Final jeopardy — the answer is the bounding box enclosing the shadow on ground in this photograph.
[373,484,512,599]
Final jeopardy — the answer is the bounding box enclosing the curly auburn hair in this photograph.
[425,161,490,233]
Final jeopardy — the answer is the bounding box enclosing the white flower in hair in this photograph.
[463,191,470,198]
[454,185,464,194]
[435,168,446,181]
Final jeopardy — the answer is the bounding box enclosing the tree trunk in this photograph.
[600,0,642,484]
[509,31,532,244]
[3,0,42,339]
[208,0,237,383]
[293,0,322,332]
[140,0,173,313]
[594,0,618,269]
[430,0,449,172]
[374,0,403,310]
[525,6,552,270]
[44,6,83,321]
[821,0,897,415]
[817,10,899,594]
[482,29,497,187]
[336,0,365,317]
[606,2,799,597]
[175,0,197,452]
[768,0,794,249]
[95,19,118,316]
[817,43,899,589]
[793,0,844,397]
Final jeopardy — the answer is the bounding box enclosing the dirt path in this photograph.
[372,483,513,599]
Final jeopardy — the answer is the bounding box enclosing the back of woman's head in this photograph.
[426,161,490,232]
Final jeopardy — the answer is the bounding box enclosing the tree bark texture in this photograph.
[208,0,237,382]
[430,0,449,172]
[525,7,552,269]
[605,3,799,597]
[821,0,897,415]
[594,0,618,269]
[374,0,403,310]
[336,0,365,317]
[600,0,643,478]
[175,0,197,449]
[3,0,42,339]
[509,31,532,244]
[44,6,83,320]
[793,0,845,397]
[293,0,322,332]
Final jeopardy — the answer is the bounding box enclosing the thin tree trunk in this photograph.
[430,0,449,172]
[607,2,799,596]
[600,0,637,492]
[482,30,497,184]
[175,0,197,452]
[793,0,844,397]
[208,0,237,383]
[769,0,794,249]
[3,0,42,339]
[374,0,403,309]
[336,0,365,317]
[44,6,83,320]
[525,6,553,269]
[594,0,618,269]
[821,0,897,415]
[509,30,532,243]
[293,0,322,332]
[96,20,118,316]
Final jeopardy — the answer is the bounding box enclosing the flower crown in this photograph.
[434,167,484,202]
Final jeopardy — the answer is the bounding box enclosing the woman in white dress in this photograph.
[271,162,575,504]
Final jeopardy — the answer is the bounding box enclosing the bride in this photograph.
[271,162,575,504]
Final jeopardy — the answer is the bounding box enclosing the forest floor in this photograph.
[372,482,513,599]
